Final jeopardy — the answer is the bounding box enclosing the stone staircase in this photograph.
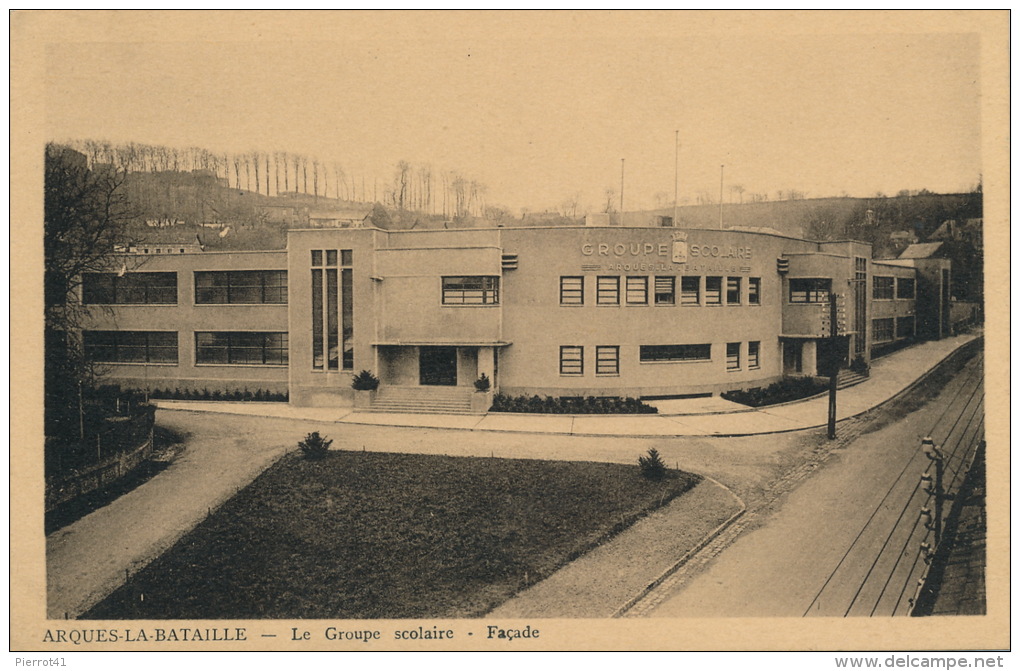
[836,368,869,390]
[368,386,475,414]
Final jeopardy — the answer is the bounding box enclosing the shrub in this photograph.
[351,370,380,391]
[298,431,333,460]
[638,448,667,481]
[474,373,491,392]
[721,377,829,407]
[850,355,871,376]
[489,392,657,414]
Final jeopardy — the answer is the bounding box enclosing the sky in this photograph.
[42,13,983,214]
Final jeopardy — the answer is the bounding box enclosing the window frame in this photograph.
[654,276,676,305]
[789,278,832,304]
[726,342,741,370]
[748,341,761,369]
[559,276,584,306]
[726,277,741,305]
[194,270,288,305]
[441,276,500,305]
[596,276,620,305]
[705,276,723,305]
[896,277,916,300]
[748,277,761,305]
[195,331,289,366]
[639,344,712,363]
[680,276,700,306]
[559,345,584,376]
[873,276,895,301]
[871,317,895,344]
[595,345,620,376]
[83,330,179,364]
[625,276,649,305]
[82,272,178,305]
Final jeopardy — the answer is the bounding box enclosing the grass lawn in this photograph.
[85,450,700,619]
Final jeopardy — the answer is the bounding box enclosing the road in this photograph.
[639,352,984,618]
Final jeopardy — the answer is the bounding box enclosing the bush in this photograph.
[489,392,657,414]
[721,377,829,407]
[351,370,380,391]
[638,448,667,481]
[850,355,871,376]
[298,431,333,460]
[473,373,491,392]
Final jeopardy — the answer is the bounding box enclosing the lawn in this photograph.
[85,450,700,619]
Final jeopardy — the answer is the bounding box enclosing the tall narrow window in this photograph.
[705,277,722,305]
[311,263,324,369]
[748,277,761,305]
[626,276,648,305]
[726,342,741,370]
[342,264,354,370]
[597,276,620,305]
[654,276,675,305]
[559,346,584,376]
[681,276,700,305]
[560,276,584,305]
[748,341,760,368]
[726,277,741,305]
[595,346,619,375]
[326,268,339,370]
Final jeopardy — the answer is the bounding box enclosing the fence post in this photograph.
[922,436,944,547]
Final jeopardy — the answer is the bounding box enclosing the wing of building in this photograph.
[73,223,956,409]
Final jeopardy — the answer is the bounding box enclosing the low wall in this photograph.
[45,431,155,512]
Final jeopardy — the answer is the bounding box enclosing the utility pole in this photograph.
[922,437,945,546]
[719,164,725,226]
[673,130,679,227]
[827,290,838,439]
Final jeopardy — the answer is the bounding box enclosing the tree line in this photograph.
[61,139,489,218]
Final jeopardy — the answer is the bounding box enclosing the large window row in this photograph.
[565,275,761,307]
[82,272,177,305]
[559,341,763,376]
[82,330,289,366]
[195,270,287,304]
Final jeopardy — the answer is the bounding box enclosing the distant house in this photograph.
[115,233,205,255]
[306,205,374,229]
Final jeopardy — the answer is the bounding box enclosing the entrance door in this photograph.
[419,346,458,386]
[817,336,850,377]
[783,341,802,375]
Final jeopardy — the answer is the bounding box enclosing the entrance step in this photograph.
[367,386,475,414]
[836,369,869,390]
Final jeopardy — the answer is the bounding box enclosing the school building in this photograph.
[76,222,953,411]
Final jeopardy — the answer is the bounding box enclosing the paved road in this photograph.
[641,352,984,618]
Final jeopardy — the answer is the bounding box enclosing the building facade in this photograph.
[77,224,950,408]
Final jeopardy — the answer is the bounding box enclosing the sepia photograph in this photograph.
[10,10,1009,655]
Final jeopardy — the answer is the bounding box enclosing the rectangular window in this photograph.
[873,276,894,300]
[705,277,722,305]
[639,344,712,362]
[748,341,760,368]
[341,267,354,369]
[195,271,287,304]
[442,276,500,305]
[681,276,700,305]
[595,346,619,376]
[597,276,620,305]
[82,272,177,304]
[872,318,895,343]
[559,346,584,376]
[789,278,831,303]
[83,330,178,364]
[726,277,741,305]
[626,276,648,305]
[311,267,324,369]
[560,276,584,305]
[196,332,288,365]
[896,277,916,299]
[726,342,741,370]
[654,276,676,305]
[327,268,339,370]
[748,277,761,305]
[311,250,352,370]
[897,316,916,339]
